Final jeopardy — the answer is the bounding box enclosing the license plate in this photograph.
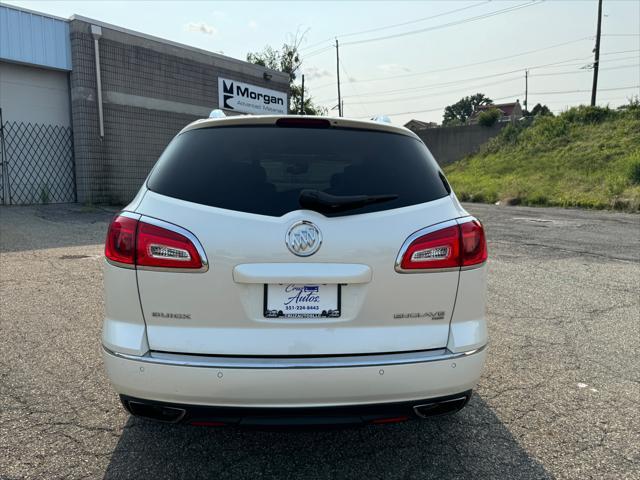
[264,284,341,318]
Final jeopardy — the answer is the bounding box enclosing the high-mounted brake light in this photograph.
[105,215,205,271]
[397,219,487,272]
[275,117,331,128]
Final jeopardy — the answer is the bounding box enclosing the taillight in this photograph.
[105,215,137,265]
[136,221,202,269]
[105,214,205,270]
[397,219,487,271]
[460,219,487,267]
[400,225,460,270]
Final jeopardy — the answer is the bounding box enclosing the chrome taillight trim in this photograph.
[460,262,487,271]
[105,258,136,269]
[118,211,142,221]
[394,216,485,274]
[103,344,486,370]
[105,211,209,273]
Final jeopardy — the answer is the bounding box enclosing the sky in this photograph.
[5,0,640,125]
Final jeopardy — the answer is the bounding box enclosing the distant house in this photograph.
[404,119,438,132]
[468,100,523,124]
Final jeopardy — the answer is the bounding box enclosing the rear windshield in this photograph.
[147,126,448,217]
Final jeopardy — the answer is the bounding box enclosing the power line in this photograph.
[315,56,600,102]
[305,45,334,59]
[532,62,639,77]
[301,1,490,53]
[319,62,639,108]
[530,85,640,95]
[341,1,544,47]
[339,58,370,118]
[315,53,638,104]
[354,92,526,118]
[545,95,636,106]
[318,61,640,108]
[527,94,639,113]
[354,85,638,119]
[310,36,595,89]
[324,75,524,107]
[305,1,543,58]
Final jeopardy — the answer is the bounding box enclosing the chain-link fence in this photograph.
[0,120,76,205]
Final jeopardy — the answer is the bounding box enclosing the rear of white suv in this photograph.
[102,115,487,426]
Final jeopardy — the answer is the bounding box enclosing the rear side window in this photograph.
[147,126,449,217]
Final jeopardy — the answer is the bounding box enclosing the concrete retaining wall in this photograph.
[415,123,510,166]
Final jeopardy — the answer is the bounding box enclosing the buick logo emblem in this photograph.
[286,221,322,257]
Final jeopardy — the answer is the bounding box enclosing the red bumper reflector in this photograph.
[370,416,410,424]
[190,421,227,427]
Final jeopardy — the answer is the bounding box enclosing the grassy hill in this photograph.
[444,104,640,211]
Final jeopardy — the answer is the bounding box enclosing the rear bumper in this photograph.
[120,391,473,426]
[102,345,486,409]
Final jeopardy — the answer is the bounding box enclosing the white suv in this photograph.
[102,115,487,426]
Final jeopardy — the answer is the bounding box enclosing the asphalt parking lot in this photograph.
[0,203,638,479]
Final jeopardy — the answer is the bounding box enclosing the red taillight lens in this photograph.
[399,220,487,271]
[105,215,203,270]
[400,225,461,270]
[105,215,138,265]
[136,222,202,269]
[460,220,487,267]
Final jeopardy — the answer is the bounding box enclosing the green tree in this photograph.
[247,36,327,115]
[443,93,493,125]
[528,103,553,117]
[478,108,502,127]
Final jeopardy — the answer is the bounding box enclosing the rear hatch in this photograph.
[134,120,462,356]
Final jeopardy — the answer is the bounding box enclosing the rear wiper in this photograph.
[299,189,399,213]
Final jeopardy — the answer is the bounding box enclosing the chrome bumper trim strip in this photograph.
[103,344,486,369]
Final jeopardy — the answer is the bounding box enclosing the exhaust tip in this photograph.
[125,400,186,423]
[413,395,470,418]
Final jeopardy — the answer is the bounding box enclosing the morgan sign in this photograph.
[218,78,287,115]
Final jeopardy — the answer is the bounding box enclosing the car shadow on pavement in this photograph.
[103,394,551,480]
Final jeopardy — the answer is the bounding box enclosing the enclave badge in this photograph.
[286,221,322,257]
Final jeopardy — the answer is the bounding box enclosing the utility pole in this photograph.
[591,0,603,106]
[335,38,342,117]
[524,69,529,112]
[300,74,305,115]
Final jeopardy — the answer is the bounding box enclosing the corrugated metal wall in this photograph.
[0,5,71,71]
